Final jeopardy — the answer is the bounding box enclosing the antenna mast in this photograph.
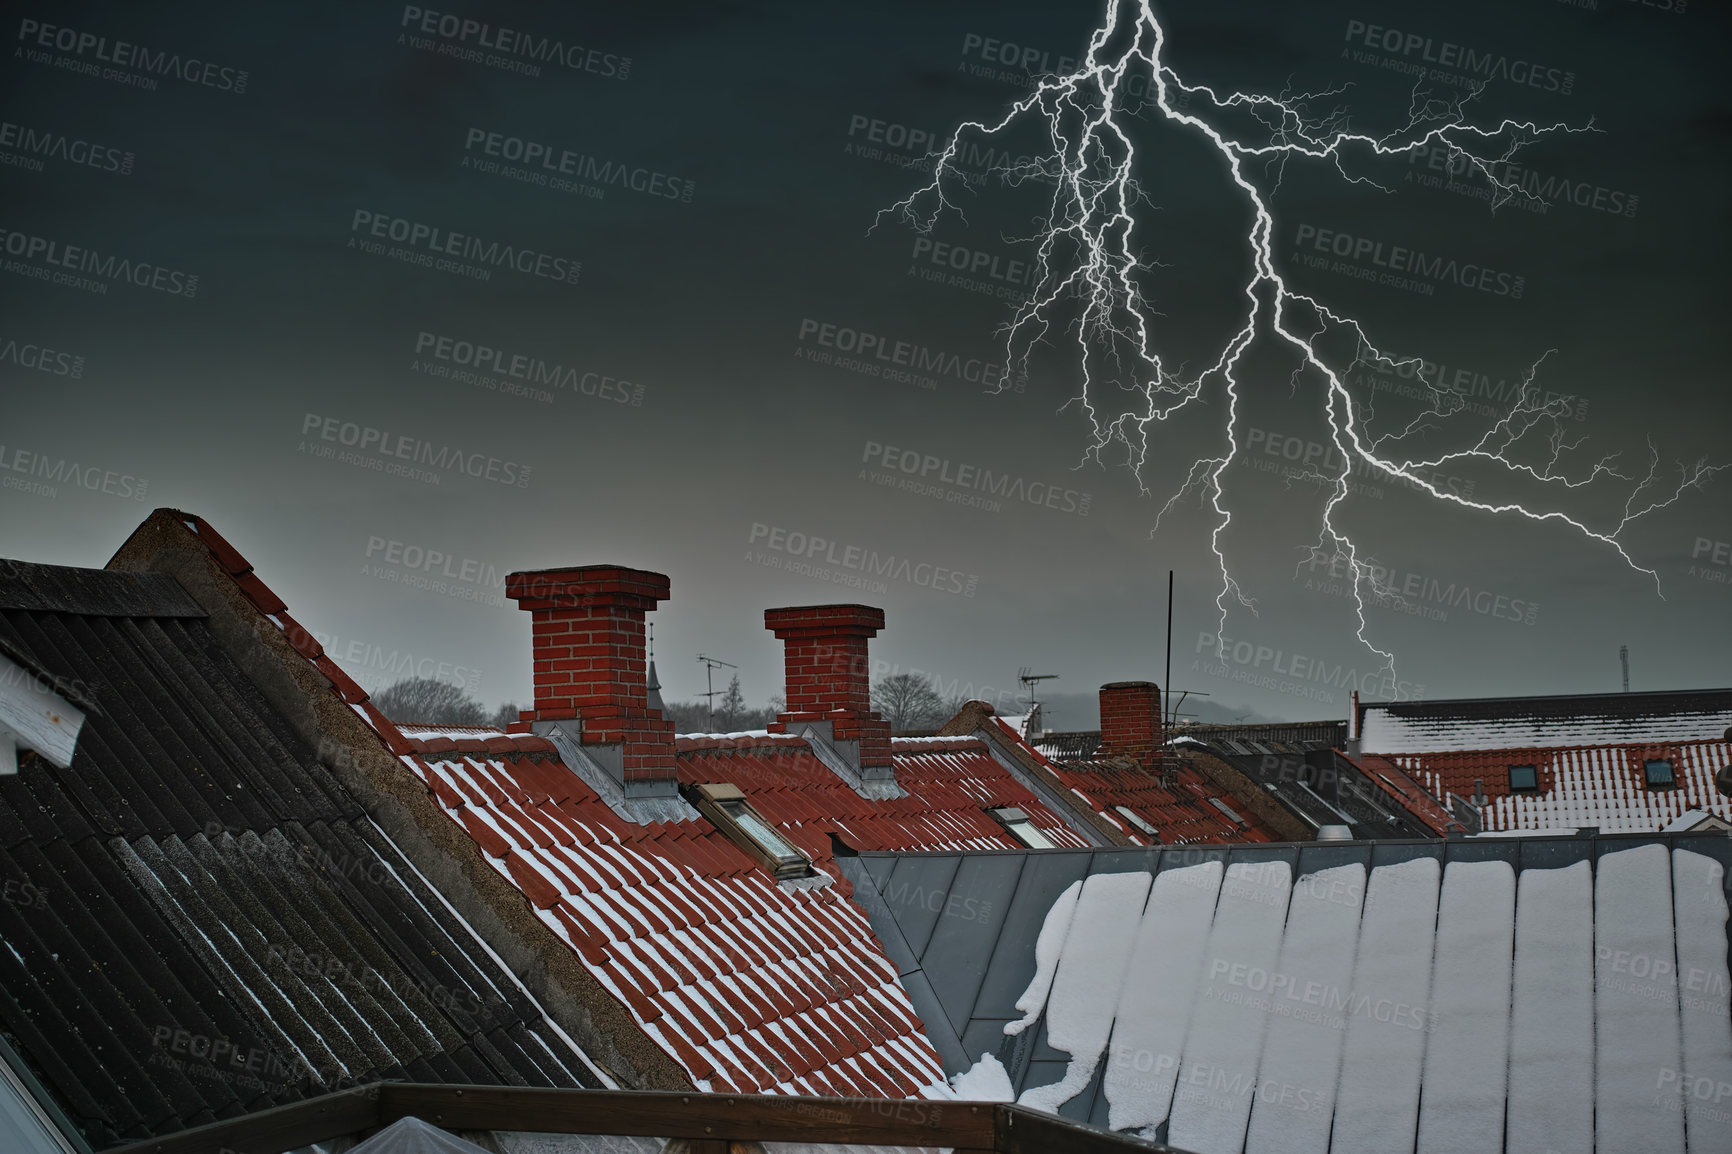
[1620,645,1629,693]
[696,654,737,732]
[1017,667,1058,733]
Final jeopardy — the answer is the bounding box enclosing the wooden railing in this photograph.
[104,1084,1195,1154]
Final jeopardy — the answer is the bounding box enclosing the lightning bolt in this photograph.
[880,0,1723,687]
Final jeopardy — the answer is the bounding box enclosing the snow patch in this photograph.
[1330,855,1441,1154]
[1018,870,1153,1113]
[950,1053,1016,1102]
[1505,860,1594,1154]
[1168,860,1292,1154]
[1415,859,1516,1154]
[1004,878,1082,1036]
[1101,860,1225,1133]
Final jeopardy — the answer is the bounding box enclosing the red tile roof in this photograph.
[676,736,1092,869]
[1342,753,1457,836]
[1386,740,1732,834]
[158,511,1088,1098]
[394,739,944,1095]
[977,712,1283,844]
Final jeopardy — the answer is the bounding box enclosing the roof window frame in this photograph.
[988,806,1058,849]
[683,782,813,879]
[1507,764,1539,793]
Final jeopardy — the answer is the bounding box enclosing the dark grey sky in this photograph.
[2,0,1726,726]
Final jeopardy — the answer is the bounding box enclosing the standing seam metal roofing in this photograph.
[844,832,1732,1153]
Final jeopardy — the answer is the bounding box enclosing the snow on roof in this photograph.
[915,838,1732,1152]
[1391,741,1732,834]
[1360,689,1732,755]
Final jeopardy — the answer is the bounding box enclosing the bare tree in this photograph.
[718,674,747,731]
[372,677,488,726]
[873,672,949,733]
[488,701,523,730]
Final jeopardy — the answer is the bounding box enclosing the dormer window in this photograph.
[685,783,812,879]
[989,807,1057,849]
[1508,765,1539,793]
[1643,759,1676,789]
[1115,805,1159,838]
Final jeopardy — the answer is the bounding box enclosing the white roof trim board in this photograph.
[971,843,1732,1153]
[0,652,86,774]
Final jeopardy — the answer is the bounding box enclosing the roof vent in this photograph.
[1316,824,1354,841]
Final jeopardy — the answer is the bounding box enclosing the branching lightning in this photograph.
[879,0,1722,685]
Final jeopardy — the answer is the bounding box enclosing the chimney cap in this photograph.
[764,604,885,637]
[506,565,670,610]
[1101,680,1160,691]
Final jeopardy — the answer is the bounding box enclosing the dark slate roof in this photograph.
[841,832,1732,1153]
[1192,744,1438,840]
[0,561,601,1150]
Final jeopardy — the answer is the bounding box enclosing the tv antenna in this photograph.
[696,653,737,731]
[1018,667,1058,726]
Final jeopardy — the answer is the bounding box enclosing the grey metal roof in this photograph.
[0,563,602,1149]
[841,831,1732,1152]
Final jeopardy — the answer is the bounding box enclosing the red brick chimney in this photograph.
[505,565,674,794]
[1099,681,1163,763]
[764,605,892,775]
